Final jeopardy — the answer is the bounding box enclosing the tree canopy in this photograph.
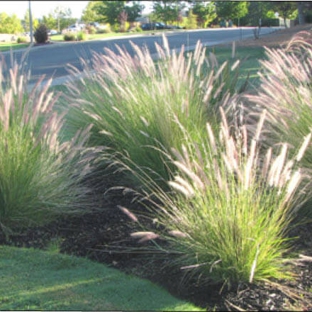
[215,1,249,21]
[191,1,216,28]
[94,1,144,26]
[96,1,127,25]
[124,1,145,22]
[0,12,23,34]
[53,6,72,32]
[41,13,57,31]
[81,1,102,24]
[270,1,297,26]
[153,1,185,24]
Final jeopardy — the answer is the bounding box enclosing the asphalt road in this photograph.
[2,27,282,87]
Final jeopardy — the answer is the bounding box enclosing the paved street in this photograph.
[2,27,282,87]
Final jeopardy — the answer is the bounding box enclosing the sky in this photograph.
[0,1,153,20]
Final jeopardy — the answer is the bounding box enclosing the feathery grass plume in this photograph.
[131,231,159,243]
[0,57,97,235]
[244,31,312,168]
[129,106,312,286]
[285,30,312,59]
[118,205,138,222]
[61,35,248,191]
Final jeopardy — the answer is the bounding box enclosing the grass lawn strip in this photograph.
[0,42,29,52]
[206,45,266,88]
[0,245,203,310]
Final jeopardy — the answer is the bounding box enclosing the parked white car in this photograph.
[63,24,85,33]
[48,29,58,35]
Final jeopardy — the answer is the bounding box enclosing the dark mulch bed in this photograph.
[1,185,312,311]
[33,41,54,46]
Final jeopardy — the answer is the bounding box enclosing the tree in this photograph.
[270,2,297,27]
[81,1,102,24]
[147,11,158,23]
[124,1,144,23]
[192,1,216,28]
[53,6,72,32]
[172,1,187,25]
[185,9,197,29]
[96,1,126,25]
[297,1,305,25]
[0,12,23,34]
[118,10,128,32]
[297,1,312,25]
[153,1,181,24]
[42,13,57,31]
[60,17,77,31]
[242,2,273,26]
[215,1,249,22]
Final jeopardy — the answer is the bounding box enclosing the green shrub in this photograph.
[62,37,247,190]
[96,27,111,34]
[119,21,130,32]
[111,23,120,33]
[133,25,143,33]
[17,36,28,43]
[77,31,87,41]
[128,109,312,286]
[85,25,96,34]
[34,23,48,44]
[185,10,198,29]
[0,60,96,235]
[63,32,76,41]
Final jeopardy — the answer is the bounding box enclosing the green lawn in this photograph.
[0,246,203,311]
[49,31,145,42]
[0,42,30,52]
[207,44,266,88]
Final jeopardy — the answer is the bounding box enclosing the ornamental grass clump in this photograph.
[0,60,95,235]
[245,31,312,168]
[62,36,247,189]
[128,108,312,286]
[63,32,76,41]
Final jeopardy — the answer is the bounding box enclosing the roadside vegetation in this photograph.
[1,28,312,309]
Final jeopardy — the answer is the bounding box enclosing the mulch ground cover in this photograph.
[1,184,312,311]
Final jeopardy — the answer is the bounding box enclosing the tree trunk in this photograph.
[297,2,305,25]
